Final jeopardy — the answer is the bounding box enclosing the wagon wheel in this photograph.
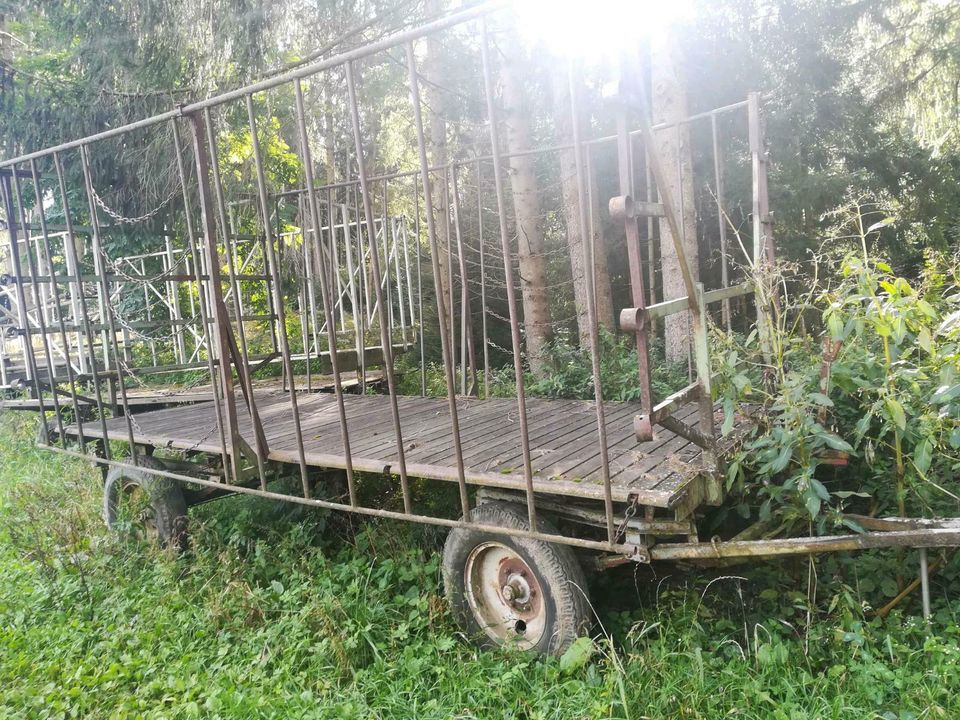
[35,416,59,446]
[442,501,591,656]
[103,456,188,551]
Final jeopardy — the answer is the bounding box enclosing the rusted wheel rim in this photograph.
[121,482,158,543]
[464,541,545,649]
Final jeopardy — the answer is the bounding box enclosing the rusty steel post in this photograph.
[567,59,616,544]
[479,20,538,531]
[187,113,244,484]
[202,109,264,453]
[170,118,232,478]
[345,60,413,514]
[245,93,311,497]
[29,160,86,449]
[451,165,477,395]
[711,113,731,330]
[1,174,50,428]
[52,153,113,454]
[475,159,491,398]
[406,40,471,521]
[10,168,67,445]
[294,77,358,506]
[78,145,140,464]
[612,75,655,440]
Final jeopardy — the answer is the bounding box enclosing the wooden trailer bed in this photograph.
[64,393,740,510]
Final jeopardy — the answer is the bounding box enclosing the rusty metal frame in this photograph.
[0,2,839,563]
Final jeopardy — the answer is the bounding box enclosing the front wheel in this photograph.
[442,501,591,656]
[103,456,188,551]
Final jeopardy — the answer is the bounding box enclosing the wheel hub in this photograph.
[464,542,545,649]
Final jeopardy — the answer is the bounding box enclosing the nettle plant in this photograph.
[718,250,960,533]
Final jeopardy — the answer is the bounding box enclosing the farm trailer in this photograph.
[1,0,957,656]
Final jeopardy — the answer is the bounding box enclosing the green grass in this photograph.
[1,411,960,719]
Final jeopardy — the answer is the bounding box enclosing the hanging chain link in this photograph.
[91,184,179,226]
[615,494,640,542]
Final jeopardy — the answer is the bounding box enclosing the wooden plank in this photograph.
[560,402,700,483]
[477,401,636,474]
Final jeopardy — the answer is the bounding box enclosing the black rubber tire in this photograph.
[442,501,592,656]
[35,416,59,446]
[103,456,188,551]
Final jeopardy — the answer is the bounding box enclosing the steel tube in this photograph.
[52,153,113,454]
[10,169,67,445]
[567,60,616,544]
[0,1,510,170]
[651,529,960,561]
[78,145,139,463]
[188,114,244,483]
[45,443,638,556]
[2,176,50,434]
[476,160,491,398]
[245,93,311,496]
[480,20,538,531]
[294,77,358,506]
[405,41,471,520]
[29,160,87,450]
[170,118,232,476]
[345,60,412,514]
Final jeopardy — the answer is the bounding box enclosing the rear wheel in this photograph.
[103,456,188,550]
[442,501,591,655]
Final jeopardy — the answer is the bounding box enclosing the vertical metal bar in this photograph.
[345,61,412,514]
[393,218,409,348]
[676,123,693,381]
[451,165,477,395]
[406,41,470,520]
[305,200,321,357]
[567,60,615,544]
[294,77,358,506]
[171,118,231,475]
[479,23,538,530]
[444,172,456,386]
[140,258,157,366]
[11,169,66,443]
[2,174,51,435]
[748,92,775,365]
[414,174,426,397]
[614,80,654,426]
[188,114,244,483]
[382,178,396,343]
[78,146,139,462]
[693,281,718,499]
[919,548,931,621]
[476,159,490,398]
[61,216,86,374]
[644,150,657,319]
[245,93,311,497]
[452,166,466,395]
[203,107,269,489]
[29,160,86,450]
[52,153,112,456]
[164,234,186,364]
[353,182,367,392]
[203,109,254,373]
[400,216,414,350]
[711,113,731,330]
[341,202,362,375]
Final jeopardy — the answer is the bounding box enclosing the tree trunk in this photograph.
[499,37,552,376]
[551,68,614,347]
[650,34,698,363]
[424,0,452,336]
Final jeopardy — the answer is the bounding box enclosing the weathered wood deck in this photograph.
[66,393,736,509]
